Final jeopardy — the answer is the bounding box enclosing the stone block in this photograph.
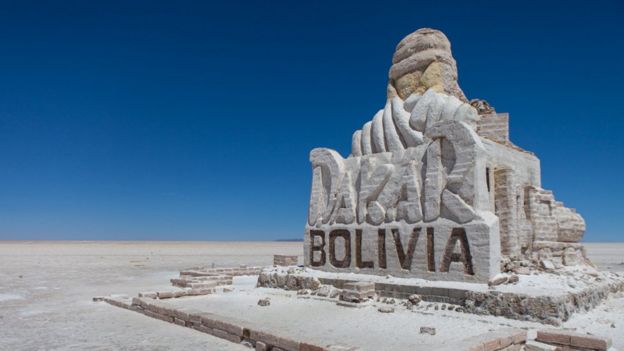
[138,291,157,299]
[525,340,559,351]
[340,289,372,302]
[249,329,300,351]
[536,330,572,345]
[570,334,611,350]
[199,313,244,336]
[343,281,375,292]
[482,338,501,351]
[187,288,214,296]
[157,291,174,299]
[510,329,527,344]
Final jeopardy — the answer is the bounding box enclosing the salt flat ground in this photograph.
[0,241,622,350]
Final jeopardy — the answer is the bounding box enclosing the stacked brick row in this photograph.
[133,266,264,300]
[526,188,585,244]
[534,330,612,351]
[437,328,527,351]
[129,297,331,351]
[494,168,521,256]
[477,113,509,144]
[170,266,263,290]
[436,328,612,351]
[340,282,375,303]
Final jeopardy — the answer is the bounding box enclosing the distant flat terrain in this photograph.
[0,241,621,350]
[583,242,624,271]
[0,241,301,351]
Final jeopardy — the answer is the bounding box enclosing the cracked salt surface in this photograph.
[1,241,623,350]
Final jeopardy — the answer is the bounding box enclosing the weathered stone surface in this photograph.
[273,255,298,266]
[388,28,466,101]
[255,341,268,351]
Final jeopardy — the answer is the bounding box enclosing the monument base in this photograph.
[257,266,624,325]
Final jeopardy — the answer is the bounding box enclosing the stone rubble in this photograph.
[257,266,624,324]
[420,326,436,336]
[377,306,394,313]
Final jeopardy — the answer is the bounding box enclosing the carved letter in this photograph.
[424,139,445,221]
[440,228,474,275]
[378,229,387,269]
[358,161,394,224]
[396,161,423,223]
[330,172,356,224]
[376,160,423,224]
[427,227,435,272]
[392,227,420,270]
[309,148,345,225]
[309,230,326,267]
[329,229,351,268]
[308,166,325,226]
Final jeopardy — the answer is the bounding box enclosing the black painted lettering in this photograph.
[427,227,435,272]
[329,229,351,268]
[309,230,326,267]
[440,228,474,275]
[392,227,420,270]
[378,229,387,269]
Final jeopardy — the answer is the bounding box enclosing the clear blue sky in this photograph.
[1,1,622,241]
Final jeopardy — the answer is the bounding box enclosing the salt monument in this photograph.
[98,28,621,350]
[304,28,587,283]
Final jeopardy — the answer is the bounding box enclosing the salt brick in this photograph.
[157,291,174,299]
[249,329,300,351]
[200,314,244,336]
[570,334,611,350]
[511,330,527,344]
[525,340,559,351]
[536,330,572,345]
[482,338,501,351]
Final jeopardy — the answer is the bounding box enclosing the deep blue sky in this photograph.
[1,1,622,241]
